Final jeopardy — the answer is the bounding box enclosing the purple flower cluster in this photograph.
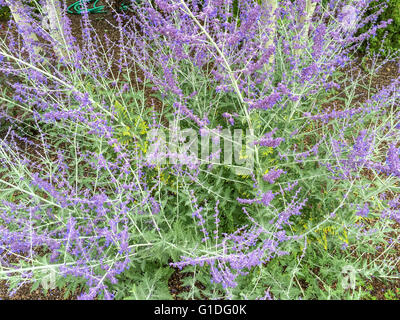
[253,128,284,148]
[262,169,286,184]
[386,143,400,177]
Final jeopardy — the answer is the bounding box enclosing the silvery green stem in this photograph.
[261,0,278,72]
[43,0,70,62]
[5,0,43,59]
[295,0,317,56]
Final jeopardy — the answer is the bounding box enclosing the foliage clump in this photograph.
[358,0,400,56]
[0,5,10,21]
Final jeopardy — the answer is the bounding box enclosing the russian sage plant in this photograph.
[0,0,399,300]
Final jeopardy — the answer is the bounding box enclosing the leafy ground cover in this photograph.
[1,0,400,300]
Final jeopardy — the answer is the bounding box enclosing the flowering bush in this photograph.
[0,0,400,300]
[358,0,400,56]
